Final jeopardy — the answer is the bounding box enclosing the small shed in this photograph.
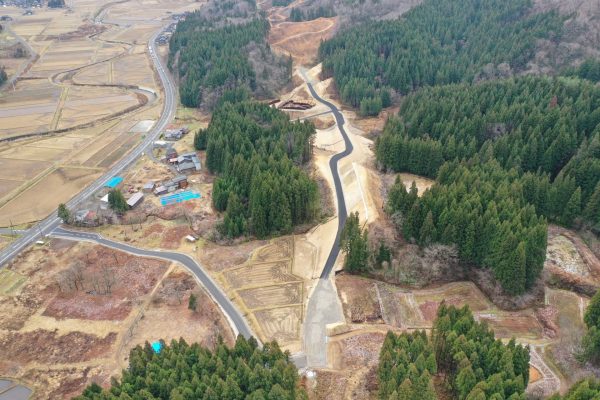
[143,182,155,193]
[154,185,167,196]
[127,192,144,208]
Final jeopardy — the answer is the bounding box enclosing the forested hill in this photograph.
[318,0,564,116]
[168,12,291,109]
[195,101,320,238]
[382,76,600,295]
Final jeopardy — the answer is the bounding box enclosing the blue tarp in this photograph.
[161,191,201,206]
[105,176,123,188]
[151,341,162,354]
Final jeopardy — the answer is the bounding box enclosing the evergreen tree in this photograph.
[57,203,70,223]
[584,183,600,226]
[188,293,197,311]
[108,189,129,213]
[340,212,369,273]
[562,187,581,227]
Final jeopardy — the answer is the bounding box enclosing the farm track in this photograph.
[0,17,156,143]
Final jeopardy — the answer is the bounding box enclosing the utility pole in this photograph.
[9,219,15,238]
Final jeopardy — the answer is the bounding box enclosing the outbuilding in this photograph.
[143,182,155,193]
[154,185,167,196]
[126,192,144,208]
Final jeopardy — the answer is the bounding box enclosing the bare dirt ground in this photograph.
[0,239,234,399]
[264,1,338,65]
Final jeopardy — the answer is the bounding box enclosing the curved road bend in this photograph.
[301,70,353,367]
[0,23,176,267]
[50,227,255,340]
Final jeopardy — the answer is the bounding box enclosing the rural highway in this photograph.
[301,69,353,367]
[0,23,175,267]
[49,227,255,339]
[0,9,258,350]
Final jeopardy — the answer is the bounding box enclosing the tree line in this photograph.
[318,0,563,115]
[75,336,307,399]
[195,101,319,238]
[379,304,530,399]
[289,6,336,22]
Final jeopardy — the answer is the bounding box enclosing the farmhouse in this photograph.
[176,152,201,173]
[164,127,189,141]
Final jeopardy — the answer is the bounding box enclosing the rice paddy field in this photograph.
[0,0,200,226]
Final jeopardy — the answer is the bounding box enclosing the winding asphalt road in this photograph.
[49,227,254,339]
[301,70,353,367]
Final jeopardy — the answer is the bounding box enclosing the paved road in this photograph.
[0,21,176,267]
[50,227,255,339]
[301,70,353,367]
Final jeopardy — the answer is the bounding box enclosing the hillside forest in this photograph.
[75,336,307,399]
[378,304,531,399]
[169,6,291,109]
[318,0,600,295]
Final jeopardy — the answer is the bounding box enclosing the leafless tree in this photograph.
[72,261,86,291]
[101,265,116,295]
[91,272,102,294]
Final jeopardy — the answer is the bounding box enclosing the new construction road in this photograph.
[300,69,352,367]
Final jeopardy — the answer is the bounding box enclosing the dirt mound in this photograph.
[0,330,116,364]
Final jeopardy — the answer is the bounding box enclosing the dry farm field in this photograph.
[0,239,233,399]
[0,0,207,226]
